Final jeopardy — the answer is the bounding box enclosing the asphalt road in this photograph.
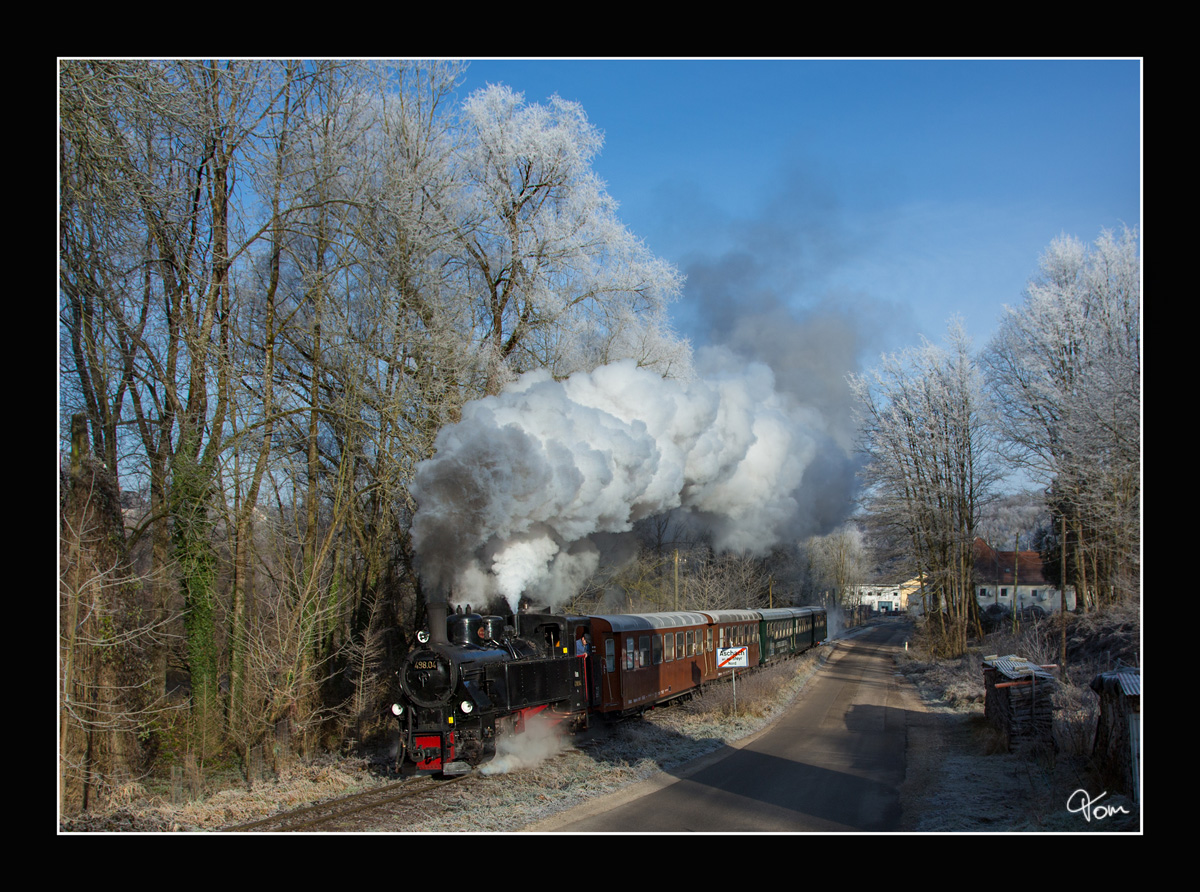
[531,621,917,832]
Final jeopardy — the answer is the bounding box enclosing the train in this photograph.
[391,600,828,775]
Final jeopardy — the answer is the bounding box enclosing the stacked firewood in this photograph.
[982,655,1057,750]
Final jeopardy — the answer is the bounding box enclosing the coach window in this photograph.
[625,636,634,671]
[606,639,616,673]
[665,632,675,662]
[638,635,650,668]
[653,634,663,665]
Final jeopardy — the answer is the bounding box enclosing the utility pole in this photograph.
[674,549,679,611]
[1012,534,1019,636]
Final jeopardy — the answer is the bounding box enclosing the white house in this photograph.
[973,537,1076,613]
[846,580,919,614]
[850,538,1077,617]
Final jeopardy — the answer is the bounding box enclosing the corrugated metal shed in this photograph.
[1091,666,1140,700]
[1090,666,1140,803]
[982,654,1057,683]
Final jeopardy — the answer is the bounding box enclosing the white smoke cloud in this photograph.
[478,712,569,776]
[410,353,835,611]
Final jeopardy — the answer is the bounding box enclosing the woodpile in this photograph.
[982,654,1057,750]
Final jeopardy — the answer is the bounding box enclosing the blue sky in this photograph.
[455,59,1141,360]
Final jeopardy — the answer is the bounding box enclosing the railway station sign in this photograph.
[718,646,748,668]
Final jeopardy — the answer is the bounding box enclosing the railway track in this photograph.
[222,773,472,832]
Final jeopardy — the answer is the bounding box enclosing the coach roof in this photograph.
[588,612,710,632]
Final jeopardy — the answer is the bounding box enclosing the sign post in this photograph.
[717,646,749,713]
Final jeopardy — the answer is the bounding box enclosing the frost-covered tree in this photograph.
[442,85,689,393]
[982,227,1140,608]
[60,59,279,762]
[851,320,1000,656]
[804,523,870,610]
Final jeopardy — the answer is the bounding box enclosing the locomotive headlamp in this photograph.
[416,629,430,644]
[391,702,404,717]
[459,699,474,714]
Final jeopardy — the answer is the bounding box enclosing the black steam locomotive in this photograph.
[392,601,591,775]
[392,600,827,776]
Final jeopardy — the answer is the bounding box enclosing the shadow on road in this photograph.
[554,621,917,831]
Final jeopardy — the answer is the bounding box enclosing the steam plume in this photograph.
[478,712,569,775]
[410,352,843,611]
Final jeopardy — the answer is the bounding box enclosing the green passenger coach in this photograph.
[758,606,826,661]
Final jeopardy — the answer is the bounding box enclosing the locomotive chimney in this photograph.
[427,599,449,645]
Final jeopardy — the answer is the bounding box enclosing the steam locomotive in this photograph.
[391,600,827,775]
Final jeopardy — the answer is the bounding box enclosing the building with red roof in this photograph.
[973,537,1076,614]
